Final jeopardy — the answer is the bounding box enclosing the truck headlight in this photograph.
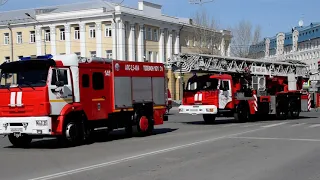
[36,120,48,126]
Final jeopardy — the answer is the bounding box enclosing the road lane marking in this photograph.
[242,124,259,128]
[290,123,306,127]
[229,136,320,142]
[222,124,238,127]
[261,122,288,128]
[307,124,320,128]
[28,127,267,180]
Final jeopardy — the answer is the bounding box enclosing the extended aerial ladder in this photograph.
[166,53,309,78]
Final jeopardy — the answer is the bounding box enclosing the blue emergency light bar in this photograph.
[20,54,53,61]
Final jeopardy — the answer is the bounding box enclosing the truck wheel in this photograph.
[137,115,154,136]
[288,101,300,119]
[59,120,84,147]
[203,114,216,124]
[234,103,249,123]
[8,134,32,148]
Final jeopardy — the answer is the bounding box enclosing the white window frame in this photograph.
[60,28,65,41]
[4,56,10,63]
[89,25,96,38]
[153,29,158,41]
[30,31,35,43]
[147,27,152,40]
[90,51,96,57]
[105,25,112,37]
[45,30,50,42]
[16,32,22,44]
[106,50,112,59]
[4,33,9,45]
[74,27,80,40]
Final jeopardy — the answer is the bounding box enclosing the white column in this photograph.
[64,24,71,54]
[137,24,145,62]
[35,25,42,55]
[166,29,173,59]
[50,25,56,55]
[79,23,86,57]
[159,28,165,63]
[117,20,125,60]
[174,31,180,55]
[220,37,225,56]
[112,22,117,60]
[96,22,102,57]
[227,43,231,57]
[128,23,136,61]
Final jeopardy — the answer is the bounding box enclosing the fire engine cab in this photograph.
[0,54,168,147]
[167,53,310,123]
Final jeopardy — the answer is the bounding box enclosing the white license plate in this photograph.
[190,109,198,112]
[11,128,23,132]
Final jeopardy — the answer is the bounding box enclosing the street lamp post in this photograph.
[7,23,13,62]
[25,13,47,55]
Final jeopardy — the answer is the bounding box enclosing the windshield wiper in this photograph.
[21,81,35,90]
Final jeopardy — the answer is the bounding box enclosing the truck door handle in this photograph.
[102,96,106,99]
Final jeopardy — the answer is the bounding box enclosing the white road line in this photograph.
[229,136,320,142]
[242,124,258,128]
[261,122,288,128]
[290,123,306,127]
[222,124,238,127]
[28,127,266,180]
[307,124,320,128]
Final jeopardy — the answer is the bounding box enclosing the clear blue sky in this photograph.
[0,0,319,38]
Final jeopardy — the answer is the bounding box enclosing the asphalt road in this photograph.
[1,109,320,180]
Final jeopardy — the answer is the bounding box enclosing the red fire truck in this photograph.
[0,54,168,147]
[168,53,310,123]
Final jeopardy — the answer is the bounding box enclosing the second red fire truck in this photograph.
[169,53,310,123]
[0,54,168,147]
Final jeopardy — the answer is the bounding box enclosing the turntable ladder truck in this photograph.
[167,53,310,123]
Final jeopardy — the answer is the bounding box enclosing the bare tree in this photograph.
[231,20,261,58]
[189,9,221,55]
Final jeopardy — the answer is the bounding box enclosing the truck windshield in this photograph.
[185,76,219,91]
[0,60,52,88]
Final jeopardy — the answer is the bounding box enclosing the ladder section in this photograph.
[167,53,309,77]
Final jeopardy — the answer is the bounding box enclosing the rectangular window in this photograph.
[16,32,22,44]
[89,25,96,38]
[155,52,158,62]
[105,25,112,37]
[45,30,50,42]
[30,31,35,43]
[60,28,65,40]
[92,72,104,90]
[74,27,80,40]
[4,33,9,45]
[90,51,96,57]
[82,74,90,88]
[106,50,112,59]
[4,56,10,63]
[51,69,68,85]
[147,27,152,40]
[153,29,158,41]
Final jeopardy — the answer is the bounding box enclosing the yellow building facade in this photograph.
[0,1,231,100]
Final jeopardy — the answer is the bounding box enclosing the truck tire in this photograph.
[288,101,300,119]
[8,134,32,148]
[137,115,154,136]
[203,114,216,124]
[234,102,249,123]
[58,119,84,147]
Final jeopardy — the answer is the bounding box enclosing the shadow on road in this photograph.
[3,128,178,149]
